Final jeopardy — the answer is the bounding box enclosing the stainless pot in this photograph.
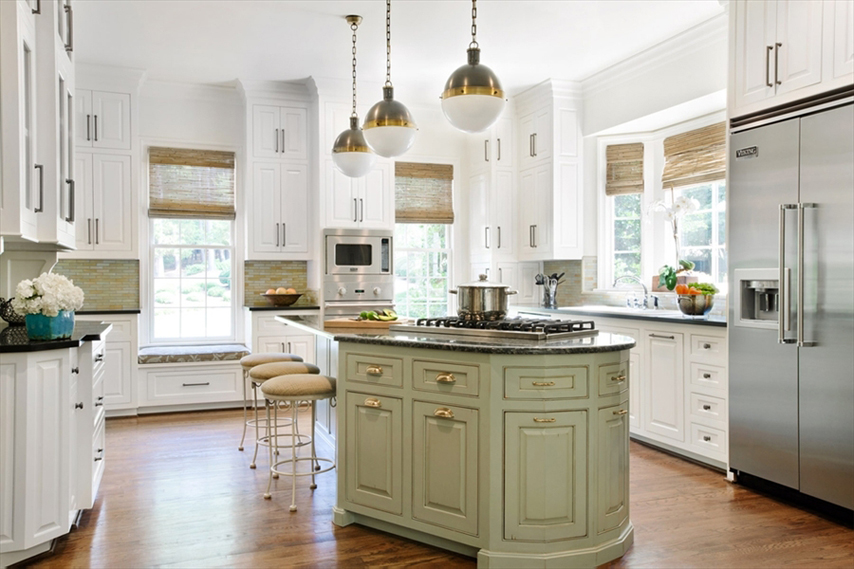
[449,274,518,321]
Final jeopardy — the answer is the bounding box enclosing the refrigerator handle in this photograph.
[779,204,797,344]
[798,203,817,347]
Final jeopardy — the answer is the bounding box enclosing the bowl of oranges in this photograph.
[675,283,718,318]
[261,286,302,307]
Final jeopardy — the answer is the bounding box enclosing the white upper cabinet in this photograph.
[731,0,853,118]
[325,160,394,230]
[74,89,92,146]
[69,153,133,255]
[249,162,309,258]
[252,104,307,160]
[468,172,489,260]
[74,89,131,149]
[468,116,515,172]
[519,106,552,167]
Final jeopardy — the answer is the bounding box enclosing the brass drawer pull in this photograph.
[613,409,628,416]
[366,365,383,376]
[433,408,454,419]
[533,417,556,423]
[436,373,456,383]
[364,398,382,408]
[611,374,626,382]
[532,381,555,387]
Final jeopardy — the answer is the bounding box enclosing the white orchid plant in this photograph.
[647,190,701,290]
[12,273,84,317]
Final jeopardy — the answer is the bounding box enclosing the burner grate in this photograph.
[404,316,597,341]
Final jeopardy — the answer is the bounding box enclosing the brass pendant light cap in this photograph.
[332,117,373,154]
[441,47,505,100]
[345,15,362,26]
[363,86,418,130]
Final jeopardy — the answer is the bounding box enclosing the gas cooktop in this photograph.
[388,316,598,342]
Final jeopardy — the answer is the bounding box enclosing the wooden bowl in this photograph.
[260,293,302,307]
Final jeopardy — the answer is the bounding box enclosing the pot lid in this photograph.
[456,273,512,289]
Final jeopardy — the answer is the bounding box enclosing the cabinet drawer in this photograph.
[254,314,294,335]
[689,392,727,424]
[93,370,106,419]
[91,340,106,375]
[346,354,403,388]
[598,361,629,397]
[689,363,726,392]
[92,415,106,501]
[689,423,727,457]
[690,334,726,365]
[142,367,242,405]
[504,366,588,399]
[413,360,479,397]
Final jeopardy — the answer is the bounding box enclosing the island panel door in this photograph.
[412,401,479,536]
[345,392,403,515]
[504,410,588,542]
[597,400,630,534]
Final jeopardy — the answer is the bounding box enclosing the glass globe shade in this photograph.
[332,117,377,178]
[364,125,417,158]
[440,94,505,134]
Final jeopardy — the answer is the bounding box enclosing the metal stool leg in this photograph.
[290,401,298,512]
[310,401,317,490]
[263,398,273,499]
[238,369,248,451]
[250,381,260,468]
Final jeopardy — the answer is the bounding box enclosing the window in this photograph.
[151,219,234,340]
[610,193,642,281]
[675,180,727,288]
[393,224,451,319]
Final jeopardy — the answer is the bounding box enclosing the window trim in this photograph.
[392,223,454,320]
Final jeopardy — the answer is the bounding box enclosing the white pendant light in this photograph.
[363,0,417,158]
[332,15,377,178]
[440,0,505,134]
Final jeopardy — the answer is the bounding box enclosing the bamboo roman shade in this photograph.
[661,122,726,189]
[605,143,644,196]
[394,162,455,224]
[148,147,236,220]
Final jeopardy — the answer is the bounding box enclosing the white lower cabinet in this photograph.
[248,310,317,365]
[644,331,684,442]
[76,314,138,411]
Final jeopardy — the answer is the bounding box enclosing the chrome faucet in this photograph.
[613,275,658,309]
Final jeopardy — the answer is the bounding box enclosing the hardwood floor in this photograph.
[26,409,853,568]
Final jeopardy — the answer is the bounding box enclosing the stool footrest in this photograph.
[271,456,335,477]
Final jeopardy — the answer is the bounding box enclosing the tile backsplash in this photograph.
[243,261,317,307]
[53,260,140,310]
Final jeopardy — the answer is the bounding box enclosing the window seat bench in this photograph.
[138,344,250,365]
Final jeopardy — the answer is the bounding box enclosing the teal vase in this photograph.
[25,310,75,341]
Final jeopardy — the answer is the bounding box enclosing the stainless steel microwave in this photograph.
[324,228,392,276]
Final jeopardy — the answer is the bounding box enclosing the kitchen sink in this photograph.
[557,305,683,318]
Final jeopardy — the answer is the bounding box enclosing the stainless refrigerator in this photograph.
[729,100,854,511]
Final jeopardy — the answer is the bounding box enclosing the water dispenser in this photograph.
[733,268,785,329]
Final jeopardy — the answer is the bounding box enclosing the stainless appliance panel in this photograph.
[797,103,854,509]
[324,228,392,276]
[729,118,802,489]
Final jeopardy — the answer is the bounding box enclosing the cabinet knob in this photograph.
[703,343,711,349]
[436,373,456,384]
[71,367,79,374]
[364,398,382,408]
[703,435,712,442]
[365,365,383,376]
[702,404,712,411]
[433,408,455,419]
[703,373,712,379]
[75,402,84,410]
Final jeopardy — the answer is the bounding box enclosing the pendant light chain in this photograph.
[385,0,392,87]
[470,0,478,49]
[351,20,359,117]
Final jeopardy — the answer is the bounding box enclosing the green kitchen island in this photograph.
[330,329,636,568]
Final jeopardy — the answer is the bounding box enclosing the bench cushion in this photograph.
[138,344,250,365]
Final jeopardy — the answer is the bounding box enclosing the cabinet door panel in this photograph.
[469,172,489,258]
[92,154,132,251]
[72,153,93,250]
[92,91,130,150]
[281,164,308,253]
[493,170,514,256]
[360,162,392,229]
[776,0,824,95]
[629,351,641,430]
[345,392,403,515]
[533,107,552,162]
[832,0,854,80]
[534,164,552,256]
[644,332,684,441]
[495,116,514,167]
[516,262,541,306]
[74,89,92,147]
[518,168,537,258]
[252,105,280,159]
[284,334,314,365]
[734,0,776,110]
[326,161,357,228]
[281,106,307,160]
[102,341,132,407]
[504,410,587,542]
[598,401,629,534]
[251,162,282,254]
[412,401,479,535]
[519,114,535,165]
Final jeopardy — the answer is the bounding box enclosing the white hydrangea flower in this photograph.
[12,272,85,317]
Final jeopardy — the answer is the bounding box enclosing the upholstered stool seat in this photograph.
[261,374,337,510]
[248,362,320,383]
[237,352,304,452]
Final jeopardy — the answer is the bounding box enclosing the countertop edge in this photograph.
[515,306,727,327]
[333,333,637,355]
[0,322,113,353]
[77,309,141,315]
[245,305,321,311]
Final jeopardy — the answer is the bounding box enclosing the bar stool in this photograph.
[261,374,336,511]
[248,361,321,469]
[238,353,304,451]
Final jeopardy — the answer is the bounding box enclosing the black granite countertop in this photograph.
[77,309,141,315]
[515,306,727,327]
[0,322,113,353]
[245,305,321,311]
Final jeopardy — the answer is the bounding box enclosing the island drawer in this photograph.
[346,354,403,388]
[689,362,726,392]
[504,366,589,400]
[413,360,479,397]
[689,392,727,424]
[598,361,629,396]
[689,334,726,366]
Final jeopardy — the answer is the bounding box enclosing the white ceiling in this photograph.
[74,0,725,101]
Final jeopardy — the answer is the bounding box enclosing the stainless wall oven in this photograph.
[323,228,395,318]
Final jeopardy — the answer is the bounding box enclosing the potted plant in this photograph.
[648,193,701,292]
[674,282,718,318]
[12,273,85,340]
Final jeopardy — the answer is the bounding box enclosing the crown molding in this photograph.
[76,63,147,92]
[581,13,727,97]
[140,79,242,104]
[236,79,313,101]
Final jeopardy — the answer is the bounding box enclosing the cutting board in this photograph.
[324,318,408,329]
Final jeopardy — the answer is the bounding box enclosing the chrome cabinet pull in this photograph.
[766,45,774,87]
[86,114,91,141]
[275,128,279,153]
[94,115,98,141]
[64,1,73,52]
[87,218,92,244]
[34,164,44,212]
[499,267,503,281]
[282,223,286,247]
[434,408,454,419]
[364,398,381,408]
[649,333,674,340]
[276,222,279,246]
[774,42,782,85]
[529,133,534,157]
[65,179,75,222]
[532,381,555,387]
[484,226,490,249]
[182,382,210,387]
[798,203,817,347]
[702,404,712,411]
[497,138,501,161]
[611,374,626,382]
[497,226,501,249]
[532,133,537,156]
[75,402,83,410]
[484,139,489,162]
[366,364,383,376]
[779,204,797,343]
[353,198,358,222]
[359,198,364,222]
[613,409,628,416]
[281,129,285,153]
[436,373,456,383]
[532,224,537,248]
[32,0,41,14]
[95,218,99,244]
[533,417,556,423]
[529,225,534,248]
